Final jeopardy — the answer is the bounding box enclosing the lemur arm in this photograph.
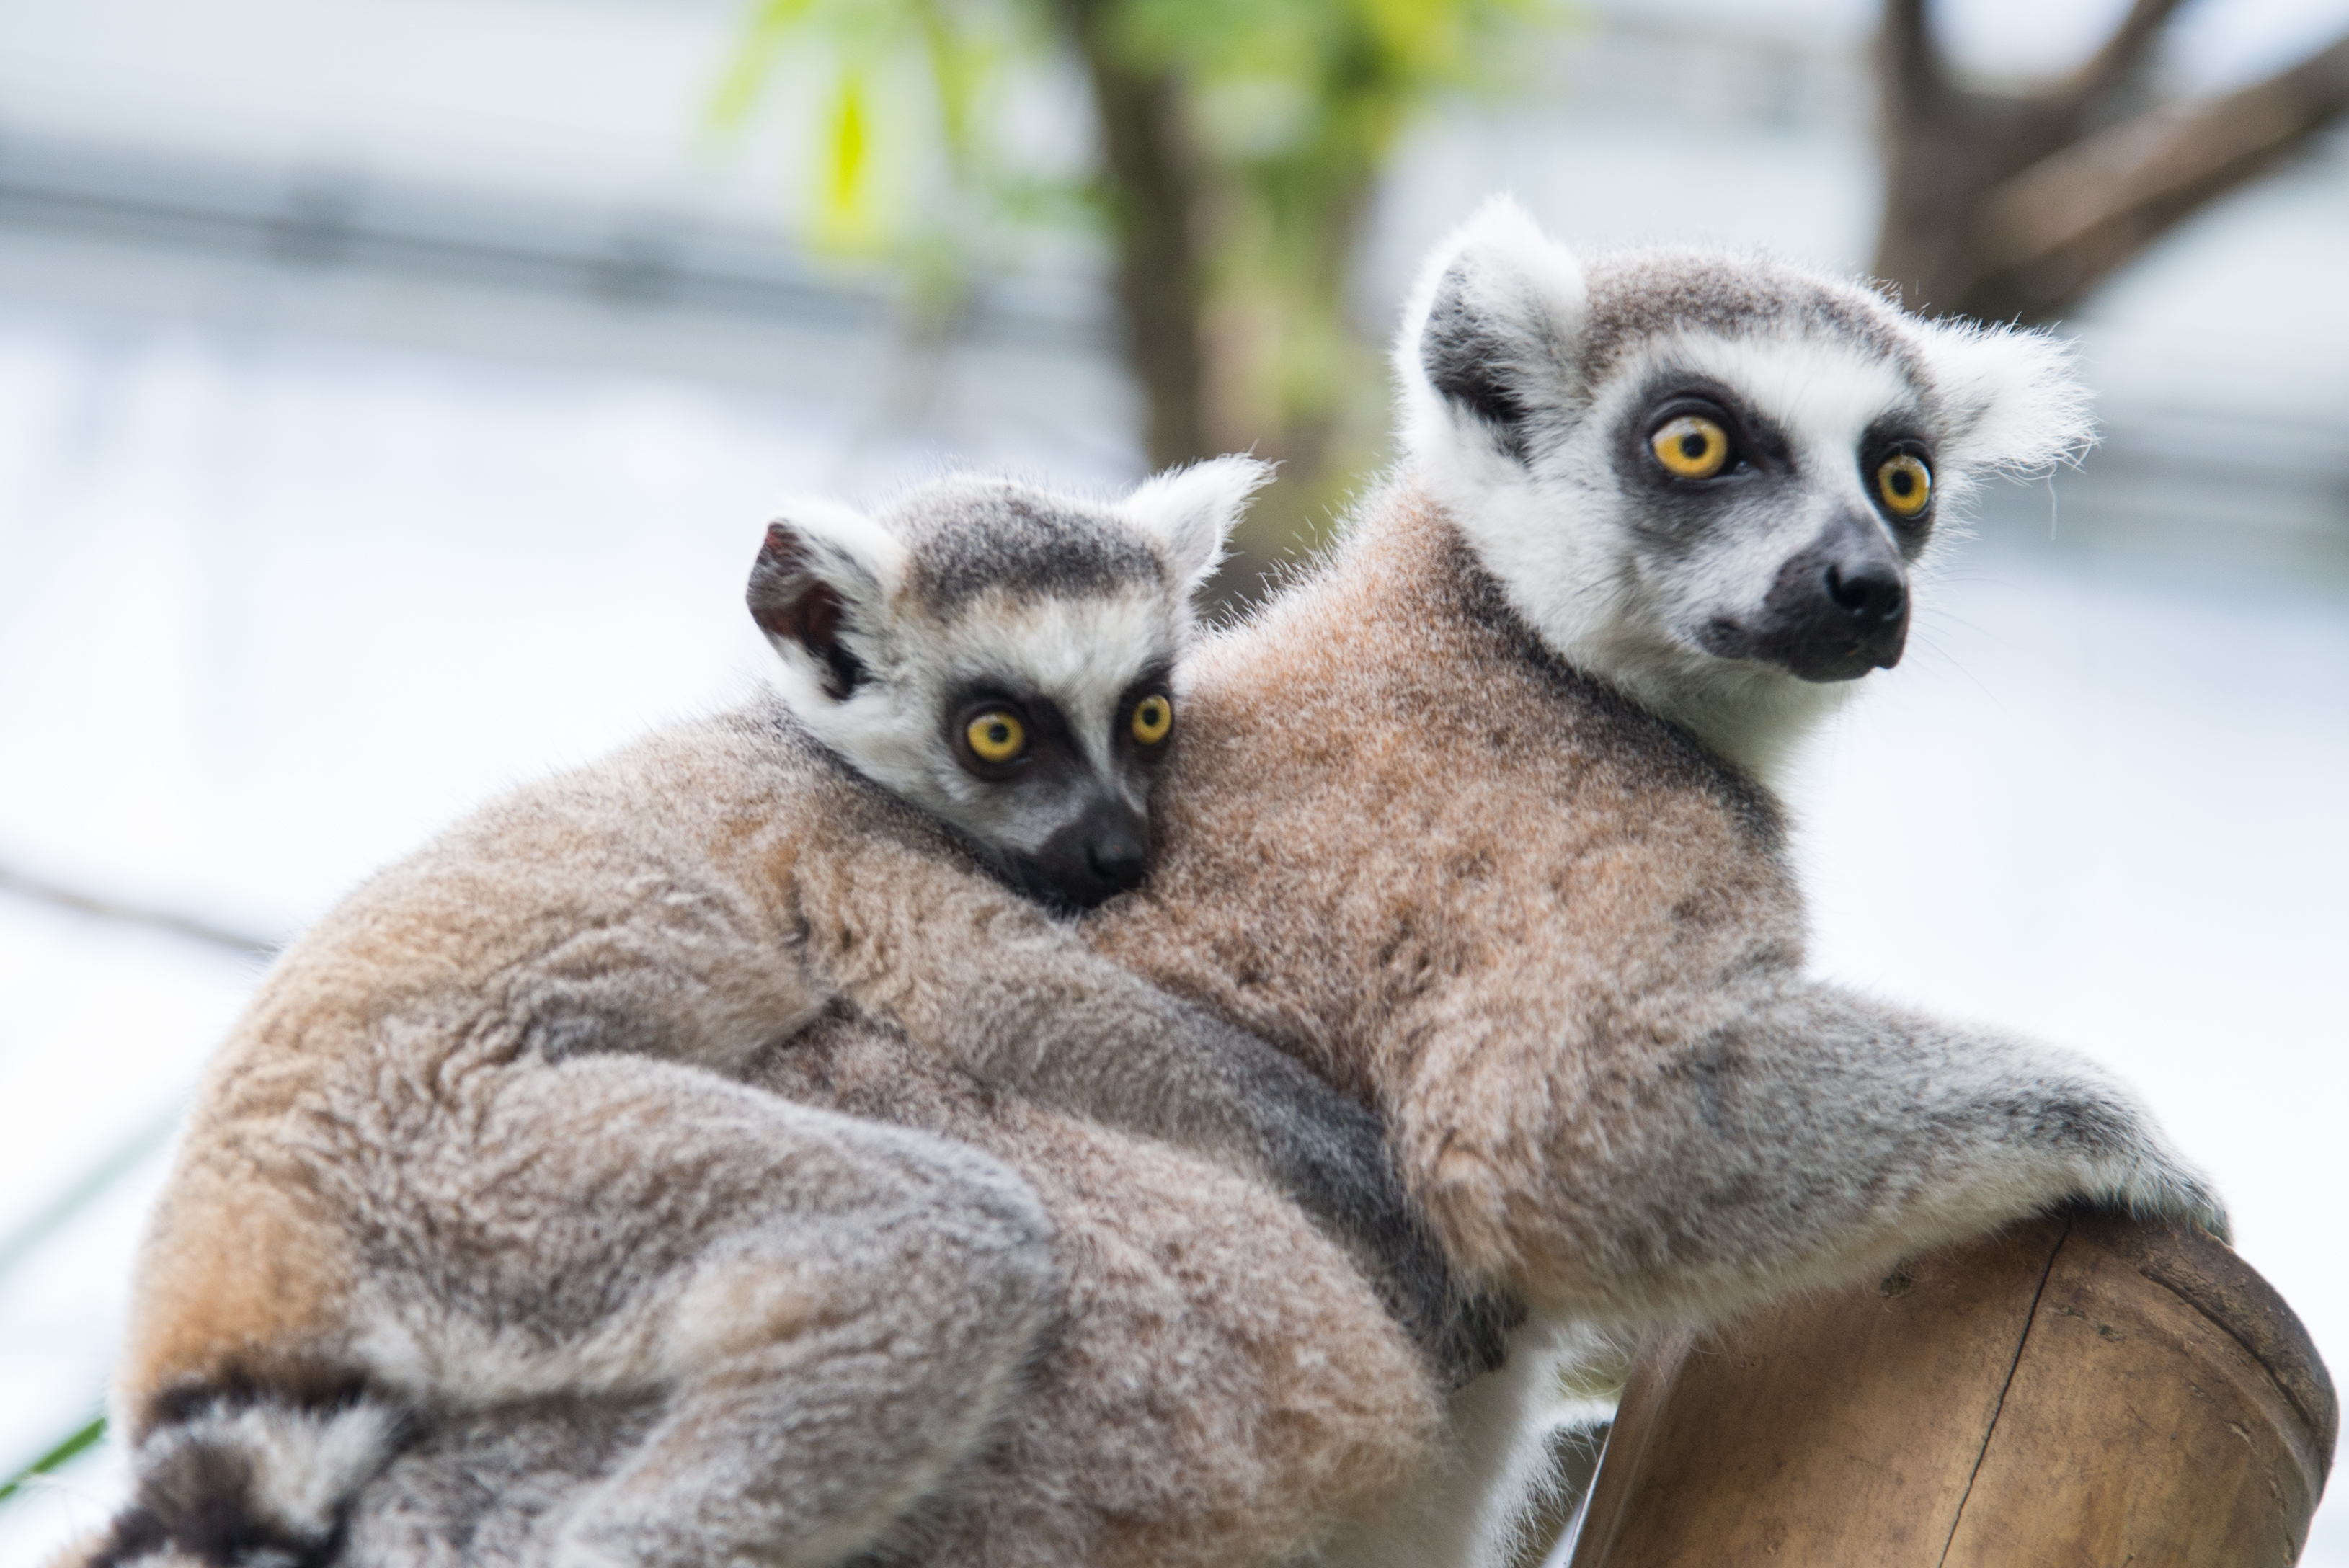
[794,832,1509,1381]
[1390,970,2226,1317]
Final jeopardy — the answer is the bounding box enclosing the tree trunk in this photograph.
[1060,0,1209,471]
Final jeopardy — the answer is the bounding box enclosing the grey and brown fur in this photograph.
[77,468,1470,1568]
[876,205,2212,1562]
[1096,201,2219,1562]
[334,1015,1444,1568]
[81,202,2221,1568]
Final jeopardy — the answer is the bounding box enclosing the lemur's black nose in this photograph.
[1723,510,1911,682]
[1825,560,1905,627]
[1086,826,1148,892]
[1017,798,1152,909]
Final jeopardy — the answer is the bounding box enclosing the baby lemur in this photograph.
[84,465,1475,1568]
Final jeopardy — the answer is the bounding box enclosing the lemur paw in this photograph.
[2103,1156,2231,1244]
[2058,1091,2229,1243]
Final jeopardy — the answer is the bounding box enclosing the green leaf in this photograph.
[815,68,877,247]
[0,1413,107,1510]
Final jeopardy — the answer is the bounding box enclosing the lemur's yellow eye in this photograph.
[965,710,1026,764]
[1877,453,1932,517]
[1131,694,1173,747]
[1651,416,1730,479]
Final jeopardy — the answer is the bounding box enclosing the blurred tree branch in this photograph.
[0,864,277,958]
[1874,0,2349,321]
[717,0,1542,576]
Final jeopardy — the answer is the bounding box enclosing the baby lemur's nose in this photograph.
[1021,797,1153,909]
[1086,819,1149,893]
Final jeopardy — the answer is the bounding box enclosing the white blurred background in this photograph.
[0,0,2344,1562]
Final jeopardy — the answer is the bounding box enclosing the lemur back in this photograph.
[85,468,1470,1568]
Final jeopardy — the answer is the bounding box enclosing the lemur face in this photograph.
[1599,332,1935,684]
[750,463,1264,910]
[1396,197,2091,769]
[884,584,1181,909]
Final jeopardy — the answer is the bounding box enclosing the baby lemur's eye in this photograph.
[1875,453,1932,518]
[966,710,1027,765]
[1651,415,1731,480]
[1130,694,1173,747]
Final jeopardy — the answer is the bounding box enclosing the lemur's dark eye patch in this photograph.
[1634,385,1781,486]
[1651,416,1731,480]
[966,710,1026,765]
[951,693,1055,778]
[1876,453,1931,517]
[1130,694,1173,747]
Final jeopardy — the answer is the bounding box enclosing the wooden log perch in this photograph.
[1566,1208,2337,1565]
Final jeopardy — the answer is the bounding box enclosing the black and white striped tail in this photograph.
[89,1377,404,1568]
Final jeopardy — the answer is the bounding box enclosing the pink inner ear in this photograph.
[750,572,843,651]
[749,525,835,649]
[758,522,813,576]
[747,522,871,698]
[789,581,843,653]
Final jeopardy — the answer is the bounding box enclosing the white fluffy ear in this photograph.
[747,498,907,700]
[1122,455,1272,593]
[1395,195,1590,466]
[1917,318,2097,481]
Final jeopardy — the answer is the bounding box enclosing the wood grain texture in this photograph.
[1566,1210,2336,1567]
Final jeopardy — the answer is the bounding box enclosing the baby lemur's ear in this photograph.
[1122,455,1274,596]
[749,500,907,700]
[1398,195,1589,466]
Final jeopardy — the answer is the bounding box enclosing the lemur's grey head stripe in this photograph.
[889,479,1166,613]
